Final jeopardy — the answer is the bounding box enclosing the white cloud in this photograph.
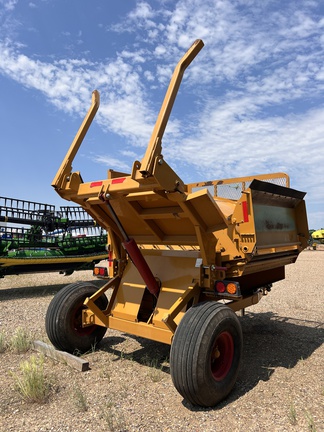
[128,1,155,20]
[110,1,157,34]
[119,49,146,63]
[0,0,17,11]
[154,45,167,57]
[120,150,139,158]
[89,154,131,172]
[144,70,154,81]
[0,41,154,142]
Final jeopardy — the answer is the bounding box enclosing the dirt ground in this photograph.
[0,250,323,432]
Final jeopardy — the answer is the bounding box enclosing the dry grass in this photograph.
[9,327,32,354]
[0,330,6,353]
[72,385,88,412]
[11,354,50,403]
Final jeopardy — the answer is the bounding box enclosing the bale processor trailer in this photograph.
[46,39,309,407]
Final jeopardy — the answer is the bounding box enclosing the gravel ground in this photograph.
[0,249,323,432]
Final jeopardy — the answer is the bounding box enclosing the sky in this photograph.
[0,0,323,229]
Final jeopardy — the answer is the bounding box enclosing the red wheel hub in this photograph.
[211,331,234,381]
[71,302,96,336]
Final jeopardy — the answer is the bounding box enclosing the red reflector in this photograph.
[214,280,241,297]
[242,200,249,222]
[111,178,126,184]
[90,181,103,188]
[108,251,113,267]
[215,281,226,293]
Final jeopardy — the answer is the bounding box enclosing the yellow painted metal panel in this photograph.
[107,316,173,345]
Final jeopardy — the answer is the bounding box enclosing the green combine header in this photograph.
[0,196,107,277]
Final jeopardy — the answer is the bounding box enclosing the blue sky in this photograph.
[0,0,323,229]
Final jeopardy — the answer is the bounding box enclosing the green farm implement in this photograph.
[0,196,107,277]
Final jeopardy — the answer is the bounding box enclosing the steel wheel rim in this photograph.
[211,331,234,381]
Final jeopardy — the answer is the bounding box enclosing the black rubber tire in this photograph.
[170,301,243,407]
[45,282,108,354]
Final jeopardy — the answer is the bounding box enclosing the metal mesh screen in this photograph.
[215,177,288,200]
[190,175,289,200]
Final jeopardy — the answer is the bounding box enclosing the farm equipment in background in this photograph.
[311,228,324,244]
[45,39,309,407]
[0,196,107,278]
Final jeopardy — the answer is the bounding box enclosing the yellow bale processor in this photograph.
[46,40,308,407]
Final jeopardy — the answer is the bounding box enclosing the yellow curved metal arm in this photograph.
[139,39,204,177]
[52,90,100,191]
